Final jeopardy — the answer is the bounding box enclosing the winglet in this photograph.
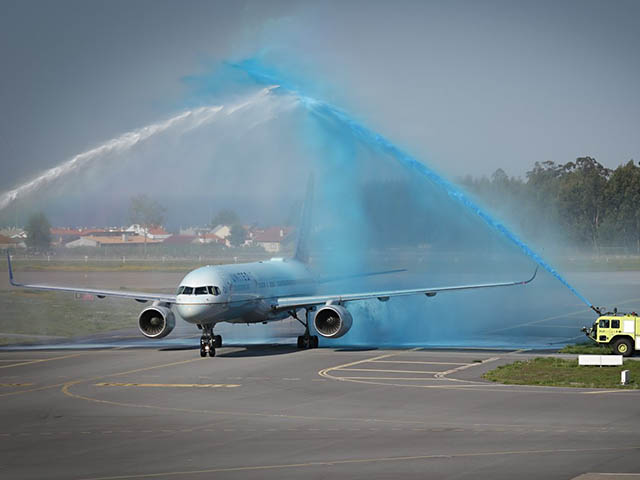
[522,266,538,285]
[6,252,17,286]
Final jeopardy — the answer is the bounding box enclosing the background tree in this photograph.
[129,195,166,229]
[211,209,238,227]
[602,160,640,252]
[129,195,166,254]
[25,212,52,251]
[555,157,611,248]
[228,224,246,247]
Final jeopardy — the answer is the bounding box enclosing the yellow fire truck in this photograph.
[582,310,640,357]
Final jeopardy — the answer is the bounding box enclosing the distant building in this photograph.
[252,227,294,253]
[163,234,197,245]
[194,233,229,247]
[179,226,210,236]
[126,224,171,240]
[0,227,27,241]
[65,233,162,248]
[65,237,100,248]
[210,225,231,239]
[50,228,82,246]
[0,234,25,249]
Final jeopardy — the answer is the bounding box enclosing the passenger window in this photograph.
[194,287,208,295]
[207,286,220,296]
[182,287,193,295]
[598,319,610,328]
[611,320,620,329]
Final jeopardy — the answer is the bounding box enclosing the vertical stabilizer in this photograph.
[294,175,314,264]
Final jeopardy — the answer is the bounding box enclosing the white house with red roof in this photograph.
[251,227,294,253]
[125,224,172,241]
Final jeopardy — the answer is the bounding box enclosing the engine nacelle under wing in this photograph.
[138,306,175,339]
[313,305,353,339]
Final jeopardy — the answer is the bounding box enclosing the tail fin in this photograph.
[294,175,314,264]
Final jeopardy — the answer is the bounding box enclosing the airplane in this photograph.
[5,179,537,357]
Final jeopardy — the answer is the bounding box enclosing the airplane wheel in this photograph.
[208,347,216,357]
[214,335,222,348]
[200,348,206,357]
[297,336,303,349]
[312,336,319,348]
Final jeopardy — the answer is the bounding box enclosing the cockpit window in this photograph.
[194,286,208,295]
[182,286,193,295]
[177,286,185,295]
[208,286,221,296]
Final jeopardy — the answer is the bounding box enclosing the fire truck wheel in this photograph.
[612,338,633,357]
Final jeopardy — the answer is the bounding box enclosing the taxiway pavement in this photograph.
[1,345,639,479]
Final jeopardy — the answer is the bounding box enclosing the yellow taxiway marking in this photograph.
[62,358,203,399]
[369,360,470,365]
[77,445,640,480]
[0,352,87,369]
[581,389,638,395]
[338,376,458,381]
[94,383,239,388]
[574,475,640,478]
[434,357,500,378]
[318,352,400,379]
[0,359,39,362]
[0,383,34,387]
[335,367,440,374]
[319,352,635,395]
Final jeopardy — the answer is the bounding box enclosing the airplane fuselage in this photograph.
[174,258,315,326]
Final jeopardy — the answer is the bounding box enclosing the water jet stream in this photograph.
[231,60,593,309]
[0,87,278,212]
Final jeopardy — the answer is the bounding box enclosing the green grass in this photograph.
[564,256,640,272]
[484,357,640,389]
[558,341,612,355]
[0,288,140,344]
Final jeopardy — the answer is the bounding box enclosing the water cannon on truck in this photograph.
[582,307,640,357]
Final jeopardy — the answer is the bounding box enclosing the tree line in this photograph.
[460,157,640,252]
[17,156,640,254]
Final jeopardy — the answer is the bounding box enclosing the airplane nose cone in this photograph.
[176,302,210,323]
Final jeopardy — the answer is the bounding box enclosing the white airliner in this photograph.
[6,180,536,357]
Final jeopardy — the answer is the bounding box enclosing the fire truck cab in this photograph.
[583,311,640,357]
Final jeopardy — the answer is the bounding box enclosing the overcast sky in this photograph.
[1,0,639,195]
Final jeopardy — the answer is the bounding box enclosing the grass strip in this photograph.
[483,357,640,389]
[558,342,612,355]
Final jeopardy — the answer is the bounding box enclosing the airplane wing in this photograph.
[274,268,537,311]
[6,253,175,304]
[317,268,407,284]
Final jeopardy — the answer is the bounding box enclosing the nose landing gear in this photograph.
[199,324,222,358]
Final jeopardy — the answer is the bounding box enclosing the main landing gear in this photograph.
[290,309,319,350]
[198,324,222,358]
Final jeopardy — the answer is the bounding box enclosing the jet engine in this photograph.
[138,305,175,339]
[313,304,353,338]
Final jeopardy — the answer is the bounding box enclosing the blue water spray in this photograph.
[230,59,594,309]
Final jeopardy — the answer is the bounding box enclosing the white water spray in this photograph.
[0,86,280,212]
